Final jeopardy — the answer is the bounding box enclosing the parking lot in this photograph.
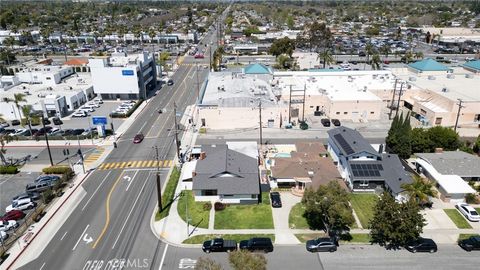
[59,100,127,130]
[0,172,40,214]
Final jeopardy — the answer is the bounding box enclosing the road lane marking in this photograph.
[146,160,153,167]
[60,231,68,241]
[39,262,46,270]
[72,224,90,250]
[92,171,125,249]
[159,244,169,270]
[82,171,112,211]
[139,121,148,132]
[119,161,127,168]
[112,172,149,249]
[125,170,138,191]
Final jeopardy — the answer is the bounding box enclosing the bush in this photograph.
[214,202,226,211]
[42,166,74,177]
[42,188,54,204]
[0,165,19,174]
[465,193,479,204]
[199,127,207,134]
[203,202,212,211]
[299,121,309,130]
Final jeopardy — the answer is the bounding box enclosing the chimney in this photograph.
[200,152,206,160]
[435,148,443,153]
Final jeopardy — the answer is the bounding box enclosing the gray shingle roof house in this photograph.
[327,127,413,200]
[415,151,480,180]
[192,144,260,204]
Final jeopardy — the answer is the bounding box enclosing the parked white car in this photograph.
[6,199,36,212]
[0,220,18,232]
[456,203,480,222]
[87,102,100,108]
[0,230,8,241]
[72,111,88,118]
[9,129,28,137]
[79,106,95,112]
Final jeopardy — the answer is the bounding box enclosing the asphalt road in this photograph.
[15,26,217,270]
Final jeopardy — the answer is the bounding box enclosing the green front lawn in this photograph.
[214,193,274,229]
[444,209,473,229]
[177,190,210,229]
[349,193,377,228]
[294,233,371,244]
[155,167,180,221]
[458,234,480,241]
[289,203,309,229]
[183,234,275,244]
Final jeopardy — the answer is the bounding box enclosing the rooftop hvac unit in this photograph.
[465,74,474,79]
[446,74,455,79]
[428,75,436,80]
[409,76,416,81]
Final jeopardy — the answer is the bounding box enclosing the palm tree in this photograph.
[401,175,438,205]
[317,49,334,69]
[21,106,37,138]
[380,44,391,63]
[12,93,26,120]
[415,51,424,60]
[364,42,374,70]
[370,53,381,70]
[404,51,414,64]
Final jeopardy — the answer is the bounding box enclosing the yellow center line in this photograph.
[92,170,125,249]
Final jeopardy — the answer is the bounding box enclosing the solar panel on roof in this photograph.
[334,134,355,155]
[374,170,381,177]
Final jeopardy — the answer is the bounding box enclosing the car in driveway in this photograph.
[331,119,341,126]
[133,133,144,144]
[0,220,18,232]
[405,238,437,253]
[459,235,480,251]
[0,210,26,222]
[306,237,338,252]
[321,118,331,127]
[456,203,480,222]
[270,192,282,208]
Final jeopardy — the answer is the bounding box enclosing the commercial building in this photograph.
[88,52,158,100]
[198,63,392,130]
[393,58,480,128]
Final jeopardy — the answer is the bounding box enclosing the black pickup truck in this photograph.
[202,238,237,253]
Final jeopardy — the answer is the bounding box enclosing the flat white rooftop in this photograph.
[275,70,392,101]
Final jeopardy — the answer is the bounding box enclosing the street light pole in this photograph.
[40,114,54,166]
[154,146,163,211]
[454,99,464,132]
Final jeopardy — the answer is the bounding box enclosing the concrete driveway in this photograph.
[271,191,301,244]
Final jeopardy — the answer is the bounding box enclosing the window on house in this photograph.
[435,117,442,125]
[370,112,374,114]
[420,109,427,115]
[344,112,348,115]
[336,112,340,115]
[474,114,480,122]
[202,190,217,196]
[359,180,369,187]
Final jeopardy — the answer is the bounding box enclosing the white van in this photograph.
[80,105,95,112]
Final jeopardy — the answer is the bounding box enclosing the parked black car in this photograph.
[202,238,237,253]
[270,192,282,208]
[52,117,63,125]
[63,129,74,136]
[405,238,437,253]
[11,120,20,126]
[331,119,341,126]
[43,118,51,125]
[459,236,480,251]
[321,119,331,127]
[306,237,338,252]
[239,238,274,253]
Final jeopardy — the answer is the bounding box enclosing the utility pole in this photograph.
[302,84,306,122]
[195,61,200,103]
[153,146,163,211]
[389,79,398,120]
[258,99,263,145]
[209,45,212,71]
[173,102,181,161]
[394,82,404,118]
[454,99,464,132]
[77,135,85,174]
[40,114,54,166]
[288,85,292,124]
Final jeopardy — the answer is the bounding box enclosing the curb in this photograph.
[5,170,92,270]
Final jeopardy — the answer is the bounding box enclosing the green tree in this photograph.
[287,16,294,29]
[317,49,334,69]
[401,175,438,205]
[370,53,381,70]
[411,128,431,154]
[427,126,460,151]
[12,93,26,120]
[196,257,223,270]
[386,112,412,159]
[306,21,332,52]
[364,42,374,70]
[472,135,480,154]
[269,37,295,57]
[369,192,426,248]
[302,181,354,233]
[21,105,35,138]
[275,54,293,69]
[229,250,267,270]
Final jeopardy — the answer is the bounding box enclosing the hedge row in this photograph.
[42,166,74,176]
[0,165,19,174]
[110,99,144,118]
[11,129,113,141]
